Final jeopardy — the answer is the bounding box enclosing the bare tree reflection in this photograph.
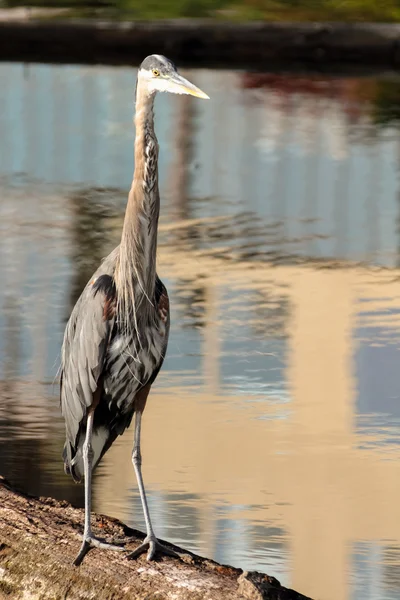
[251,289,291,339]
[382,545,400,591]
[67,187,125,311]
[174,276,207,330]
[170,93,195,225]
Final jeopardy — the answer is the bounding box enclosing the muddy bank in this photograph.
[1,15,400,67]
[0,476,311,599]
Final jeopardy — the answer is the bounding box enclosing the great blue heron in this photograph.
[60,55,209,566]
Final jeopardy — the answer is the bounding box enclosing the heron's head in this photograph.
[138,55,209,100]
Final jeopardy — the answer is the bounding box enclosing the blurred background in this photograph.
[3,0,400,22]
[2,3,400,600]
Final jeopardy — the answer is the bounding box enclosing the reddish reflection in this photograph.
[241,73,380,124]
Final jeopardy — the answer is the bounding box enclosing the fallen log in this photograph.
[0,476,312,600]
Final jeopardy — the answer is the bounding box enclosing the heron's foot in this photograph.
[126,534,180,562]
[73,533,126,567]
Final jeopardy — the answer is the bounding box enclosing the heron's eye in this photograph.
[152,69,160,77]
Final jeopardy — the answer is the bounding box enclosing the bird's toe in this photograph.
[73,534,126,566]
[127,536,180,561]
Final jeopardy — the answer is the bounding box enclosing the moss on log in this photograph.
[0,476,312,600]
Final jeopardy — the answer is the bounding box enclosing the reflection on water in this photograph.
[1,63,400,600]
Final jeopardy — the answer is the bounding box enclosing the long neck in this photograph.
[115,81,160,316]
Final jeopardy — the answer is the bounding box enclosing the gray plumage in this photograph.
[60,54,209,566]
[61,248,169,481]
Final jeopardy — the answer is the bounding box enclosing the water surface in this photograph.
[1,63,400,600]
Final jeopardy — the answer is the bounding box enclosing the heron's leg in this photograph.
[73,410,125,566]
[126,408,179,561]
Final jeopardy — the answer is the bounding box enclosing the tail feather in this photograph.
[63,425,111,483]
[63,406,134,483]
[63,442,81,482]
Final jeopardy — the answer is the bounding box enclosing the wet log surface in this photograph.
[0,476,312,600]
[1,15,400,67]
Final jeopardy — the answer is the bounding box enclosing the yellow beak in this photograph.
[166,73,210,99]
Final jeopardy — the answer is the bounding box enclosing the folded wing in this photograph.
[60,273,117,478]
